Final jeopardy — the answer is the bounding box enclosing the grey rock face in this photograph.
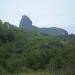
[20,15,32,29]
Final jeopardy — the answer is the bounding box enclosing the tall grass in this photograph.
[1,69,74,75]
[17,70,65,75]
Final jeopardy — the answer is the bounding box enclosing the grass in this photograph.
[1,70,71,75]
[18,70,65,75]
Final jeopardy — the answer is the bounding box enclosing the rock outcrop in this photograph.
[20,15,32,29]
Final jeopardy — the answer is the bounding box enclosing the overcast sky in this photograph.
[0,0,75,34]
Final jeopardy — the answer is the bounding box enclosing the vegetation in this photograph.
[0,20,75,75]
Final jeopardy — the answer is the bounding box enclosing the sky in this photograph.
[0,0,75,34]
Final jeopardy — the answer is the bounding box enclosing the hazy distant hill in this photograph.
[32,26,68,36]
[19,15,68,36]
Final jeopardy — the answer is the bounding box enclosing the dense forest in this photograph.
[0,20,75,75]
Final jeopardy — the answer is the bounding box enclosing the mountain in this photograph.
[32,26,68,36]
[20,15,32,30]
[19,15,68,36]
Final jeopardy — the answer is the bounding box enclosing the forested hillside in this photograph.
[0,20,75,75]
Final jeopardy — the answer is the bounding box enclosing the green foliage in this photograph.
[0,20,75,75]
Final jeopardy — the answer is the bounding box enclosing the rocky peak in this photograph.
[19,15,32,29]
